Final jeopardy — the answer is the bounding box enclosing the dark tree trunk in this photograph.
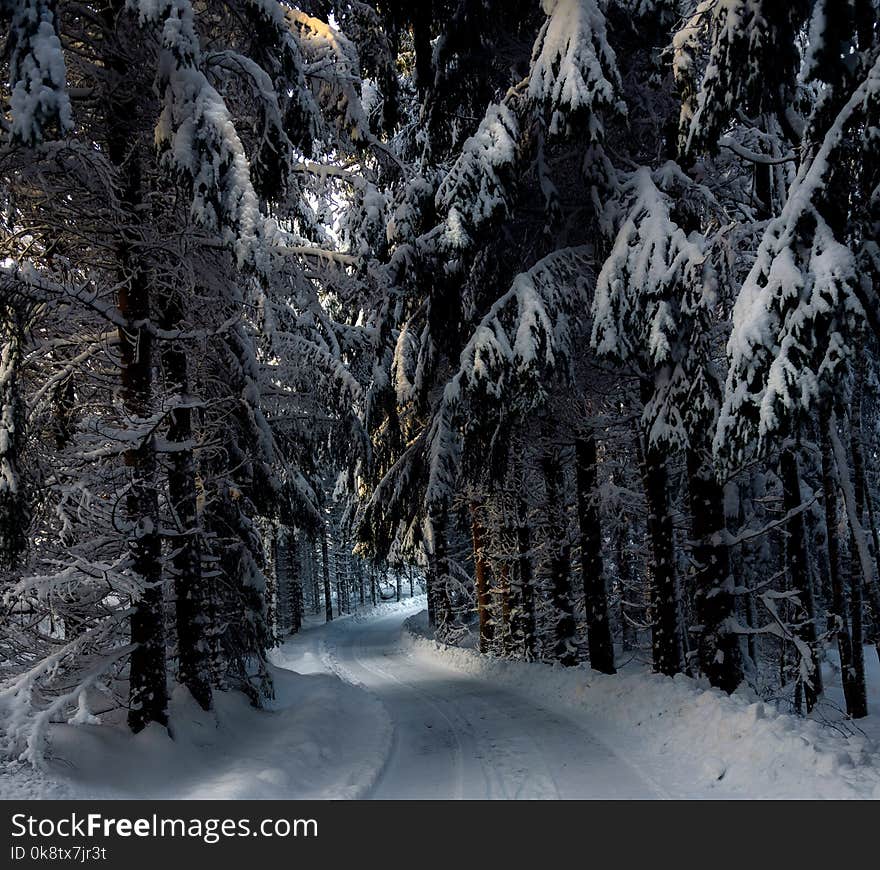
[498,557,513,655]
[847,528,867,717]
[819,411,864,717]
[289,533,303,634]
[0,305,28,569]
[639,429,683,677]
[470,502,495,653]
[412,0,434,98]
[743,590,758,668]
[779,444,822,712]
[542,453,577,666]
[395,567,402,603]
[292,577,303,633]
[427,508,453,631]
[575,434,615,674]
[161,294,211,711]
[849,361,880,665]
[103,23,167,731]
[265,532,278,641]
[370,563,377,607]
[614,519,637,652]
[731,481,759,668]
[686,448,742,693]
[334,543,346,615]
[321,524,333,622]
[307,538,320,615]
[514,495,537,659]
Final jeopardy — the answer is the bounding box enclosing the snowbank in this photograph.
[403,612,880,799]
[0,665,390,800]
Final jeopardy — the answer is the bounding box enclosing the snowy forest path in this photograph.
[275,601,661,800]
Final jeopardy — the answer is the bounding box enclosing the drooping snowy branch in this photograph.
[3,0,72,145]
[716,55,880,465]
[592,164,725,449]
[680,0,810,153]
[528,0,622,138]
[435,100,521,251]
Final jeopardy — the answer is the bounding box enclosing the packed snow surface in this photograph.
[1,663,390,800]
[4,596,880,799]
[402,611,880,800]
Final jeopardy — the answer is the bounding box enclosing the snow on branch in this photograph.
[716,55,880,466]
[446,246,592,409]
[528,0,622,138]
[286,6,371,145]
[592,166,707,368]
[678,0,810,154]
[435,101,520,250]
[591,164,726,449]
[5,0,73,145]
[422,247,593,510]
[136,0,264,264]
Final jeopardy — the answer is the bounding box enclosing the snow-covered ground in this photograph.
[4,595,880,799]
[403,612,880,799]
[280,597,656,798]
[0,657,391,800]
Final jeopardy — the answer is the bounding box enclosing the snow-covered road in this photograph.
[276,602,660,800]
[9,596,880,800]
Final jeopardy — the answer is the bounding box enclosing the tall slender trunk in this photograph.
[292,578,303,633]
[779,444,822,712]
[849,360,880,665]
[497,558,513,655]
[819,410,864,716]
[686,448,742,693]
[118,207,167,730]
[427,508,453,631]
[0,305,28,570]
[575,434,615,674]
[264,528,278,640]
[514,495,537,659]
[639,429,683,677]
[731,481,759,668]
[847,526,867,716]
[104,22,167,731]
[542,453,577,666]
[395,567,401,603]
[289,531,303,634]
[309,539,320,615]
[614,518,637,652]
[161,294,211,710]
[823,407,869,717]
[862,483,880,658]
[334,541,346,615]
[321,523,333,622]
[370,563,377,607]
[411,0,433,99]
[470,501,494,653]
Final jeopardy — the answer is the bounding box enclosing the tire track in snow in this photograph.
[294,604,658,799]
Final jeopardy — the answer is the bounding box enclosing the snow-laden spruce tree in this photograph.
[591,163,743,686]
[677,0,812,154]
[2,0,73,145]
[714,32,880,714]
[0,0,379,760]
[0,296,30,571]
[361,0,704,675]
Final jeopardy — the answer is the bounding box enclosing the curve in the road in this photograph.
[284,605,661,800]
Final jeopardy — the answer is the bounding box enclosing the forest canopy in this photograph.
[1,0,879,766]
